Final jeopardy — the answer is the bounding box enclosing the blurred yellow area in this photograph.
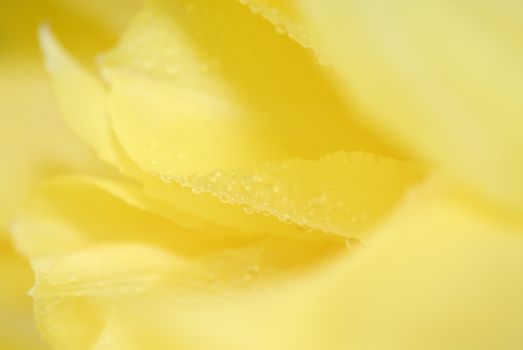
[0,1,141,349]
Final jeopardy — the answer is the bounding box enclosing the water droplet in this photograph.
[209,170,223,182]
[277,213,290,223]
[192,187,205,194]
[243,207,255,215]
[249,174,264,183]
[275,25,286,35]
[311,194,328,205]
[159,175,173,183]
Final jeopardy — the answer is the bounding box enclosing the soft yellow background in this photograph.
[0,1,140,349]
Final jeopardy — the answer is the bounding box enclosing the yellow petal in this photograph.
[38,33,322,240]
[0,0,141,229]
[0,0,141,65]
[39,26,120,165]
[0,63,104,229]
[39,30,323,240]
[43,27,423,240]
[110,179,523,350]
[12,174,251,259]
[102,0,401,178]
[1,3,142,348]
[27,237,341,350]
[184,151,425,238]
[237,0,317,51]
[13,175,343,349]
[243,0,523,211]
[0,234,47,350]
[30,244,174,350]
[49,0,142,37]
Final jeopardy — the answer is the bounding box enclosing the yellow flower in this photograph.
[2,1,523,349]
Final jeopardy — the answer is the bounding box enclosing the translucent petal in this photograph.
[102,180,523,350]
[237,0,317,51]
[39,31,332,240]
[13,175,342,349]
[184,151,425,238]
[11,174,251,259]
[242,0,523,210]
[102,0,402,178]
[42,27,423,240]
[39,27,120,165]
[30,244,174,350]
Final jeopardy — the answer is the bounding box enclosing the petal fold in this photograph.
[241,0,523,211]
